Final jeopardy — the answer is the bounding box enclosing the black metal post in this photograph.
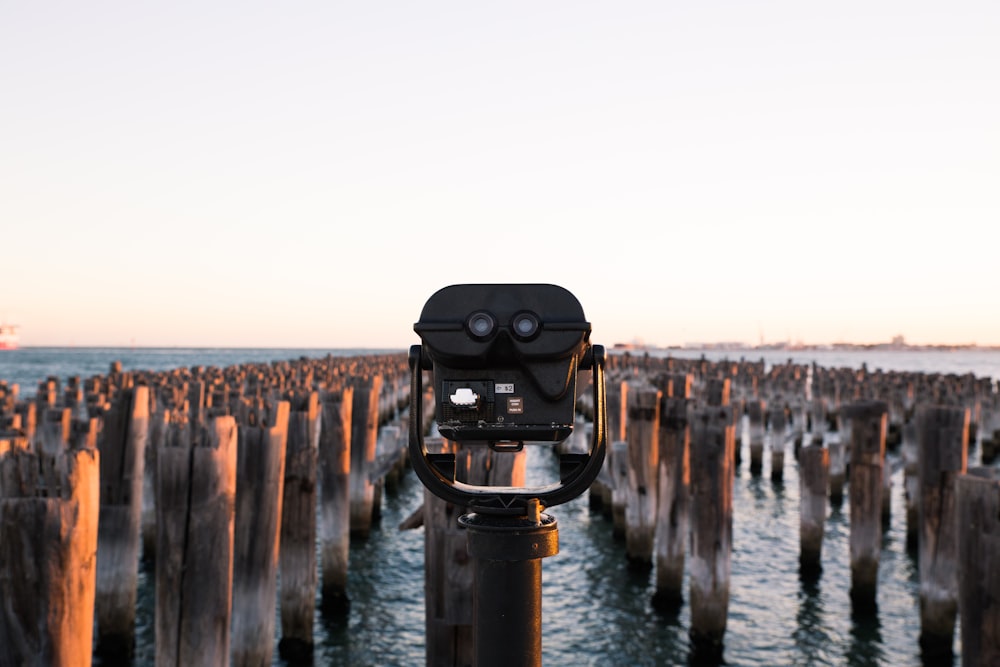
[459,508,559,667]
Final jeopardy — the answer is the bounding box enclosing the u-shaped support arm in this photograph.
[408,344,607,515]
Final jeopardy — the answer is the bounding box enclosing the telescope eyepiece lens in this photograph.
[467,311,497,339]
[512,311,540,340]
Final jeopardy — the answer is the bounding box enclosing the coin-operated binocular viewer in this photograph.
[408,284,607,667]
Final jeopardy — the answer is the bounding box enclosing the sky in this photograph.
[1,2,998,349]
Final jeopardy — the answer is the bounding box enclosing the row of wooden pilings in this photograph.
[577,352,1000,666]
[0,352,411,667]
[3,349,1000,666]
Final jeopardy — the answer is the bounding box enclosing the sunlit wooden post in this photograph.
[278,391,320,660]
[799,443,829,577]
[602,379,629,522]
[350,375,382,538]
[155,415,238,667]
[318,386,353,615]
[624,382,660,566]
[842,400,887,612]
[688,403,735,659]
[95,385,149,659]
[956,471,1000,667]
[916,404,968,659]
[0,445,100,667]
[652,373,691,609]
[231,400,289,667]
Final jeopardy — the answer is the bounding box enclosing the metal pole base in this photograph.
[459,511,559,667]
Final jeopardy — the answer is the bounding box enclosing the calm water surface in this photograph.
[4,346,997,666]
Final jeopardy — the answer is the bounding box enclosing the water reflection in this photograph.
[794,576,833,666]
[847,605,884,667]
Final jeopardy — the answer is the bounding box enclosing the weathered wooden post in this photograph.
[318,386,353,616]
[746,399,765,475]
[598,379,629,520]
[624,382,661,566]
[826,431,847,505]
[809,395,827,446]
[980,401,1000,464]
[36,409,72,501]
[768,403,787,482]
[419,438,472,667]
[350,375,382,538]
[142,403,169,564]
[95,385,149,659]
[916,404,968,660]
[418,437,527,666]
[278,391,320,660]
[901,419,919,552]
[610,439,629,538]
[688,403,735,659]
[798,444,829,578]
[881,451,893,531]
[608,378,629,444]
[231,400,289,667]
[652,373,691,610]
[0,445,100,667]
[956,471,1000,667]
[842,400,887,612]
[789,398,807,460]
[155,414,238,667]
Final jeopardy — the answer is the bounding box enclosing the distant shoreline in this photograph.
[613,342,1000,353]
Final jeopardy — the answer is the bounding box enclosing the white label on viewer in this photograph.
[495,383,514,394]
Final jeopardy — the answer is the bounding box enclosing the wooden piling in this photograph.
[231,400,289,667]
[980,401,1000,464]
[916,404,968,659]
[422,440,473,667]
[0,446,100,667]
[809,396,827,446]
[956,472,1000,667]
[688,404,735,656]
[318,386,353,615]
[901,420,919,552]
[155,415,238,667]
[95,385,149,659]
[420,438,527,666]
[598,380,629,521]
[842,400,887,611]
[746,399,765,475]
[652,373,691,609]
[768,403,787,482]
[881,453,892,531]
[798,444,829,577]
[278,391,320,660]
[350,375,382,538]
[609,440,629,538]
[142,404,169,565]
[624,383,661,566]
[826,432,847,505]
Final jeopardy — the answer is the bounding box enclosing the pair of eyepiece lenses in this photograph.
[465,311,540,340]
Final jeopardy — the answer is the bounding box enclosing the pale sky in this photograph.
[2,2,998,349]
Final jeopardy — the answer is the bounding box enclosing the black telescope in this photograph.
[409,283,607,666]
